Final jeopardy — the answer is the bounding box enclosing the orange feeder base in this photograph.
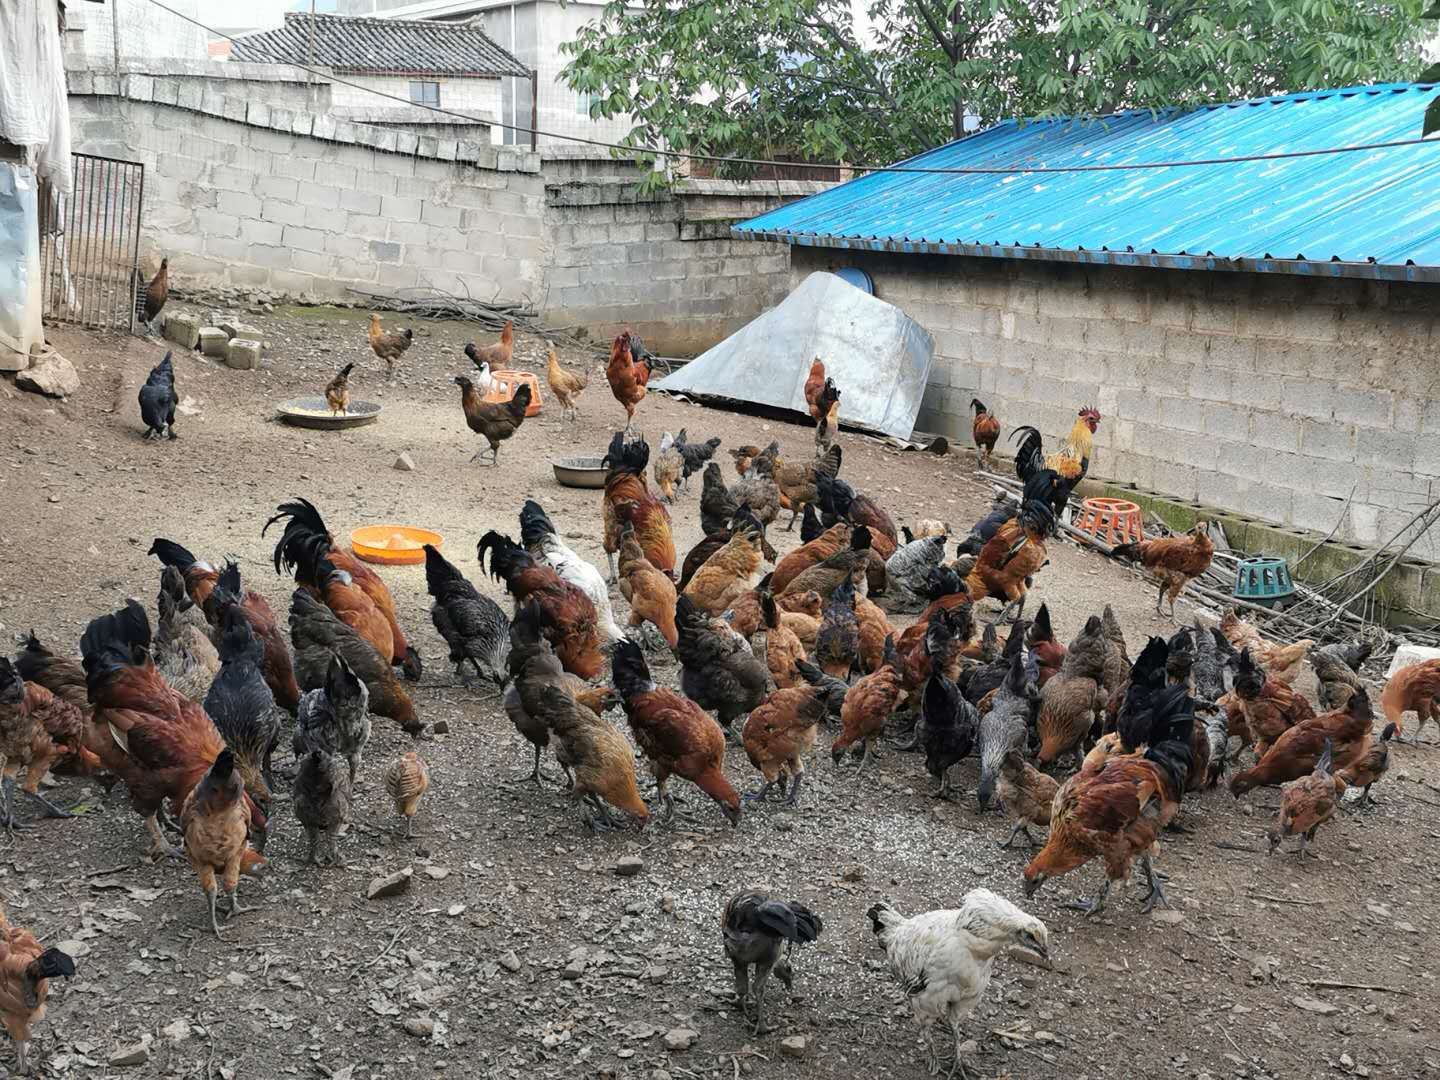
[1074,497,1144,546]
[484,369,543,417]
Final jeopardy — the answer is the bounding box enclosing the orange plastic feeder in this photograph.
[483,370,543,417]
[1074,497,1144,546]
[350,525,444,566]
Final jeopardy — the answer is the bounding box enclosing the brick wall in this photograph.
[790,246,1440,560]
[542,179,819,355]
[68,70,545,302]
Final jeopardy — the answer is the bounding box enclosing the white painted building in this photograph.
[63,0,209,64]
[231,11,528,144]
[329,0,637,149]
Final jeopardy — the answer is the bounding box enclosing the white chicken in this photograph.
[518,499,625,643]
[867,890,1049,1078]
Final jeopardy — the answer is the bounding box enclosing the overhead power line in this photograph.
[143,0,1440,177]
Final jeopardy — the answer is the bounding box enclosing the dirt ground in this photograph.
[1,305,1438,1080]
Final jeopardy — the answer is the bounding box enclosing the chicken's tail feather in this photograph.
[518,499,556,548]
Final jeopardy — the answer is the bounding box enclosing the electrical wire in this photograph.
[143,0,1440,177]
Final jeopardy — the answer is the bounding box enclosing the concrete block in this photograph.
[291,250,334,277]
[164,313,201,350]
[282,226,326,253]
[226,339,262,371]
[220,321,262,341]
[1157,396,1204,434]
[261,200,306,227]
[246,244,292,270]
[370,240,401,263]
[1202,402,1249,443]
[1247,414,1300,453]
[217,190,261,219]
[1331,388,1393,429]
[340,189,382,215]
[383,196,422,223]
[1188,365,1233,403]
[1279,377,1336,421]
[198,327,229,357]
[304,206,348,233]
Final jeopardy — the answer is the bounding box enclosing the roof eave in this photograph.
[732,228,1440,284]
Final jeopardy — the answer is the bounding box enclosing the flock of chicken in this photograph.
[5,316,1435,1079]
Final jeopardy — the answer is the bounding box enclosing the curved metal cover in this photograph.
[652,272,934,439]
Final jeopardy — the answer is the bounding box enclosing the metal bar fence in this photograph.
[39,153,145,333]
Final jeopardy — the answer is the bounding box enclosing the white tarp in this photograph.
[653,271,935,440]
[0,164,43,366]
[0,0,71,194]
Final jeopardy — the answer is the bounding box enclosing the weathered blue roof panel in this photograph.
[735,84,1440,277]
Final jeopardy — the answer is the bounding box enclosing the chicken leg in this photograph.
[998,822,1036,849]
[1139,854,1169,912]
[784,772,805,807]
[748,960,778,1035]
[1065,876,1112,917]
[145,813,183,860]
[1,778,24,834]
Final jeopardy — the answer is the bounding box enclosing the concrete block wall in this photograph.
[67,69,544,303]
[542,179,823,355]
[790,246,1440,561]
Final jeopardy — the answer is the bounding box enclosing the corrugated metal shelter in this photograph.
[736,83,1440,282]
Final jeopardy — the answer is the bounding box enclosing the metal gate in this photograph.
[39,153,145,333]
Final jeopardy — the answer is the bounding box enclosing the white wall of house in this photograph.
[324,73,502,140]
[64,0,209,64]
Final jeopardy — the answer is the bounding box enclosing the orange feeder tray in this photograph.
[484,370,543,417]
[350,525,444,566]
[1073,497,1144,546]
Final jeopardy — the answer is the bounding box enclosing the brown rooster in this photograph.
[368,312,413,378]
[1112,522,1215,619]
[264,498,423,680]
[1024,686,1193,916]
[142,257,168,330]
[802,359,826,417]
[1380,656,1440,740]
[456,375,530,465]
[466,319,515,370]
[612,640,742,827]
[0,908,76,1073]
[478,531,605,680]
[601,431,676,582]
[0,658,87,829]
[79,602,267,860]
[149,539,301,711]
[606,330,652,432]
[971,399,1000,470]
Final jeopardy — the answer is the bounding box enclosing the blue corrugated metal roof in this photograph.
[734,84,1440,279]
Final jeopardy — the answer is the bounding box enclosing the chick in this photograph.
[721,892,822,1035]
[383,752,430,838]
[325,363,354,416]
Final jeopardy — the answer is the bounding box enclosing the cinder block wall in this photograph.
[791,246,1440,560]
[542,179,819,356]
[68,70,545,302]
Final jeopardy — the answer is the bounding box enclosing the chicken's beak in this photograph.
[724,804,742,828]
[1030,938,1049,961]
[1022,873,1044,898]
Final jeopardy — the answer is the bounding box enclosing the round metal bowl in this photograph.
[553,456,607,489]
[350,525,443,566]
[278,396,381,429]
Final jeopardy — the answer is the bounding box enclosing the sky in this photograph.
[196,0,291,30]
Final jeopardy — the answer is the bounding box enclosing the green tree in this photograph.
[561,0,1430,179]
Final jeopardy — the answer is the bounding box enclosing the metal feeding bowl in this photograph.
[552,456,607,489]
[277,396,381,430]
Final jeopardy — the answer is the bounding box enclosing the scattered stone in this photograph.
[1151,910,1185,925]
[422,865,451,880]
[446,904,466,917]
[226,339,262,371]
[644,964,668,983]
[219,321,262,342]
[663,1028,698,1052]
[16,354,80,399]
[841,865,865,882]
[47,495,61,505]
[164,313,201,349]
[431,719,451,735]
[198,327,229,357]
[779,1036,809,1059]
[562,957,587,980]
[55,938,89,958]
[403,1018,435,1038]
[498,951,521,973]
[393,452,417,472]
[958,1039,978,1055]
[1291,996,1339,1015]
[109,1038,152,1067]
[367,866,414,900]
[613,855,644,877]
[161,1019,191,1043]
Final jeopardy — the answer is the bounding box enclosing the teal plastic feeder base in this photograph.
[1234,557,1295,610]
